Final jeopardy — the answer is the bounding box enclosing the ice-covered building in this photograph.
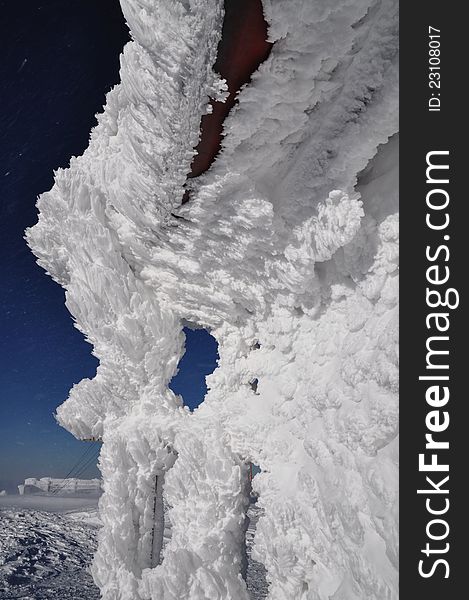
[18,477,102,496]
[26,0,398,598]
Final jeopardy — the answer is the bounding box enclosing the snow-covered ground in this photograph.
[26,0,399,598]
[0,501,267,599]
[0,507,100,599]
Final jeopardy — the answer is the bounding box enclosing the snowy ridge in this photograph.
[18,477,102,496]
[26,0,399,599]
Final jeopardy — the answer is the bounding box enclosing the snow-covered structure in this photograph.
[17,477,102,496]
[26,0,398,598]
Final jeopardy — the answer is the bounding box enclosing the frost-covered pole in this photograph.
[149,474,164,568]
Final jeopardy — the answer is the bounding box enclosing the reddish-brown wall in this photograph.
[185,0,272,190]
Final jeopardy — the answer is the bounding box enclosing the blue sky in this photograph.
[169,328,219,412]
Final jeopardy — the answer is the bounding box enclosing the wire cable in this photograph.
[51,442,100,495]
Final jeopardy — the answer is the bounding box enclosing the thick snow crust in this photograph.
[26,0,399,598]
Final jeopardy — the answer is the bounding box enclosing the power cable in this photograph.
[51,442,100,495]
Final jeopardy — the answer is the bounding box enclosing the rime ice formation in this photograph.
[26,0,399,599]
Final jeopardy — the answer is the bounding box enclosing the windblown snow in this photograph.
[0,509,100,599]
[26,0,399,598]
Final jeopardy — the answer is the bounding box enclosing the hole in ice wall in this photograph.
[249,378,259,394]
[169,327,219,411]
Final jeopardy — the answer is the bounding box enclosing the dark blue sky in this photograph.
[0,0,218,494]
[169,328,219,412]
[0,0,129,493]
